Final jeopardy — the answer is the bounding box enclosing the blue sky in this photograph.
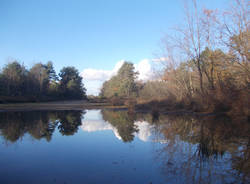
[0,0,227,94]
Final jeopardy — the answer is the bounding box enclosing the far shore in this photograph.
[0,100,222,117]
[0,100,116,111]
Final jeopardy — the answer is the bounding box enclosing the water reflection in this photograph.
[0,109,249,183]
[0,110,85,142]
[101,110,138,142]
[81,110,123,140]
[146,114,250,183]
[81,110,154,142]
[83,109,249,183]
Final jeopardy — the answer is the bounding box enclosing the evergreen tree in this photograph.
[59,66,86,99]
[100,62,138,98]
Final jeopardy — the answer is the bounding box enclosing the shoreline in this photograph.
[0,100,224,117]
[0,100,125,112]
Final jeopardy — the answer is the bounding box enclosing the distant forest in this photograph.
[0,61,86,102]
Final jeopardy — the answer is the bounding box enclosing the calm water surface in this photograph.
[0,109,249,184]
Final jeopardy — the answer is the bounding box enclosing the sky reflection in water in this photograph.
[0,109,249,184]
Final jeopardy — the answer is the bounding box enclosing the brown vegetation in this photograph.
[135,0,249,119]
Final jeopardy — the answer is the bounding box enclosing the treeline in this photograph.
[0,61,86,103]
[99,0,249,118]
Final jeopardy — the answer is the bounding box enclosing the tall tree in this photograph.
[1,61,27,96]
[29,63,50,95]
[46,61,58,82]
[59,66,86,99]
[100,62,138,98]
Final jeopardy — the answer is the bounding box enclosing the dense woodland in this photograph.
[0,61,86,102]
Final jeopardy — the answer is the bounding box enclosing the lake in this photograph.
[0,109,249,184]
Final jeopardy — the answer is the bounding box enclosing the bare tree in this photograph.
[220,0,250,82]
[161,0,218,95]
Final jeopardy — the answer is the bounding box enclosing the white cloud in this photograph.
[81,59,155,95]
[81,60,125,82]
[152,57,168,62]
[81,69,110,81]
[134,59,154,81]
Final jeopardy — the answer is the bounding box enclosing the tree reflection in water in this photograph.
[146,114,250,184]
[0,110,249,183]
[101,109,138,142]
[57,111,85,136]
[0,110,85,143]
[100,110,250,183]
